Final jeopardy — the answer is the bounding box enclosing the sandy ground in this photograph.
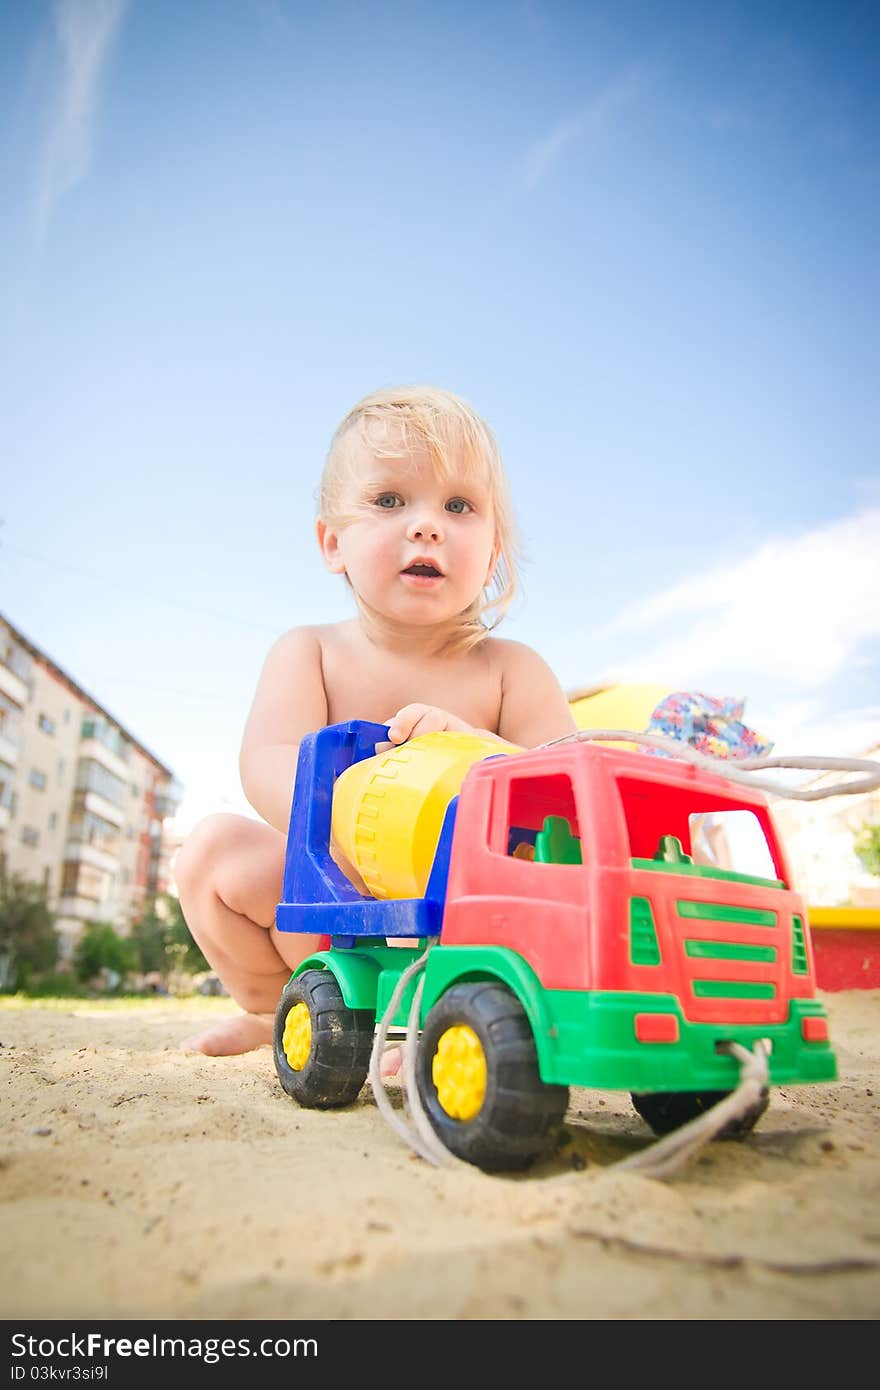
[1,989,878,1321]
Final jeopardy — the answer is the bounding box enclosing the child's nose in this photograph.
[407,512,444,543]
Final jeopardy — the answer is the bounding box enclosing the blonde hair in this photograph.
[318,385,520,650]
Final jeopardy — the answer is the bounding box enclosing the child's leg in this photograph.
[174,813,320,1055]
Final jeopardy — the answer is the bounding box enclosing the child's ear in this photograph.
[316,518,347,574]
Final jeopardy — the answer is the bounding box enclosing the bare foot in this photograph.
[179,1013,274,1056]
[380,1045,403,1078]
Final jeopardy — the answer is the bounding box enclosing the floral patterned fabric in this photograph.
[645,691,772,761]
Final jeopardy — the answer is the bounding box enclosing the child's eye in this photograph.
[373,493,404,509]
[445,497,472,514]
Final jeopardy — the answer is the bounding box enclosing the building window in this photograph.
[38,713,55,736]
[57,758,66,782]
[75,758,128,809]
[81,717,130,763]
[61,861,108,902]
[68,808,120,856]
[29,769,48,791]
[42,866,51,892]
[2,638,32,684]
[0,693,22,746]
[22,826,40,847]
[48,812,58,831]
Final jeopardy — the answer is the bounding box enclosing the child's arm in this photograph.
[495,641,578,747]
[239,627,329,833]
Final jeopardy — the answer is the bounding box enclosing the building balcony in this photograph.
[55,895,100,922]
[153,778,184,819]
[79,737,130,784]
[0,663,29,708]
[81,788,126,829]
[0,730,20,768]
[65,841,120,874]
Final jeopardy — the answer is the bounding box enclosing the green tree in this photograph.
[854,824,880,878]
[128,909,168,975]
[0,873,59,990]
[129,895,209,981]
[74,920,135,986]
[162,894,210,974]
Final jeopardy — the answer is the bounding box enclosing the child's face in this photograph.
[318,439,498,629]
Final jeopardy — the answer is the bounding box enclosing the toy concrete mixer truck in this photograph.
[271,720,836,1172]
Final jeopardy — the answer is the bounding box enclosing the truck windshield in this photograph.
[616,775,787,889]
[689,810,779,880]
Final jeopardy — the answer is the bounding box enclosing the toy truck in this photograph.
[272,720,837,1171]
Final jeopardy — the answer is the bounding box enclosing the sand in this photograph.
[1,990,878,1321]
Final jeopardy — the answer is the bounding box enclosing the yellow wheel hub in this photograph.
[282,1001,312,1071]
[431,1024,487,1121]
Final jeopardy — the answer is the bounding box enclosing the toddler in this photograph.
[175,384,577,1056]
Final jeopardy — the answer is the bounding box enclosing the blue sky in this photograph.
[2,0,878,832]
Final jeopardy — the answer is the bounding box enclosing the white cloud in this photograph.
[605,507,880,689]
[34,0,128,238]
[519,116,585,192]
[517,68,648,191]
[756,700,880,760]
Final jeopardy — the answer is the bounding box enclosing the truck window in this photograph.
[616,774,787,888]
[504,774,581,865]
[689,810,779,881]
[535,815,582,864]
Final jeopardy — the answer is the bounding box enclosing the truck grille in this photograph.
[675,897,787,1024]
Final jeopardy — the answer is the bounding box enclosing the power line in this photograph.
[2,540,285,634]
[88,673,244,706]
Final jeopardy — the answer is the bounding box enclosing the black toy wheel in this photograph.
[630,1086,769,1140]
[416,981,569,1172]
[274,969,374,1108]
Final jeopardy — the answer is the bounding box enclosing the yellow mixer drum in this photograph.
[331,731,521,900]
[567,683,671,748]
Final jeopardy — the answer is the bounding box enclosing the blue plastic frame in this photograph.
[274,720,457,945]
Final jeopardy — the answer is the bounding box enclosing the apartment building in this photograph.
[771,744,880,908]
[0,614,182,959]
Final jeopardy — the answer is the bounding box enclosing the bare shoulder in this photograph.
[263,621,351,668]
[242,625,329,748]
[483,637,577,747]
[479,636,539,669]
[481,636,560,684]
[265,624,324,662]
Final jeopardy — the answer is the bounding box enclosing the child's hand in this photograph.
[385,704,474,746]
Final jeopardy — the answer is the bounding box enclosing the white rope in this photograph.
[613,1040,770,1180]
[539,728,880,800]
[375,967,772,1173]
[372,982,771,1178]
[366,728,874,1176]
[367,943,464,1168]
[400,972,469,1168]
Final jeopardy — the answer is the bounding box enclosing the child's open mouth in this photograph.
[402,562,444,582]
[404,563,443,577]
